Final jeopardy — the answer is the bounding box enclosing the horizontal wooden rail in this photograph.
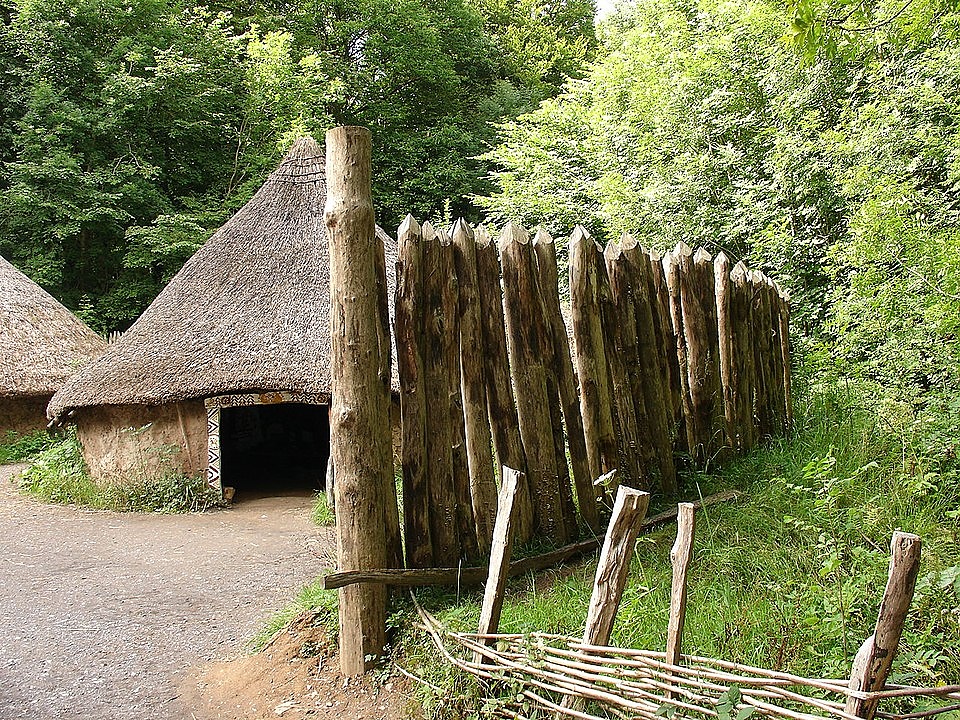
[320,490,742,590]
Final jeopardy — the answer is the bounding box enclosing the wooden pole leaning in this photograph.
[561,485,650,711]
[474,466,525,664]
[845,532,922,720]
[325,126,392,675]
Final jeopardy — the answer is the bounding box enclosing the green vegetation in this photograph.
[311,492,335,526]
[267,369,960,716]
[0,0,595,333]
[249,579,339,652]
[16,429,222,512]
[0,429,59,464]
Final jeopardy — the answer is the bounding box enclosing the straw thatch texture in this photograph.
[0,254,107,400]
[49,136,398,420]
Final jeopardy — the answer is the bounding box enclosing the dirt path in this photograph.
[0,464,335,720]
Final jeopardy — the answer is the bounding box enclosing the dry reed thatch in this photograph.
[0,254,107,398]
[49,136,397,420]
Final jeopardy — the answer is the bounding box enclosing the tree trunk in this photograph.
[325,126,391,675]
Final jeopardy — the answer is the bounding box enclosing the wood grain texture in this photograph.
[665,502,696,671]
[325,126,390,675]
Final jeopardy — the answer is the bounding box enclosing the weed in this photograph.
[16,429,222,513]
[0,429,59,464]
[311,492,335,526]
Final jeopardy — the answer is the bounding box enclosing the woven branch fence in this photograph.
[417,616,960,720]
[408,492,957,720]
[395,218,792,569]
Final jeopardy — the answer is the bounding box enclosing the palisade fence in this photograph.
[392,216,792,570]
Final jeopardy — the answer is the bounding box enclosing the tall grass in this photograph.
[16,429,222,513]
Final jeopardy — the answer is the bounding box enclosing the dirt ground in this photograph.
[0,464,417,720]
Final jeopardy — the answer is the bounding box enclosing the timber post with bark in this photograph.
[569,225,618,497]
[475,226,534,542]
[499,222,575,544]
[451,219,498,553]
[325,126,392,676]
[395,215,432,568]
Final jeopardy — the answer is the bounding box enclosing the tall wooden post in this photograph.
[395,215,432,568]
[533,228,599,532]
[569,226,619,494]
[475,226,534,542]
[325,126,391,676]
[451,219,498,553]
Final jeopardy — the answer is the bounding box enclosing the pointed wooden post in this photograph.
[500,222,573,544]
[569,226,618,494]
[679,246,723,465]
[845,532,921,720]
[475,226,534,542]
[627,243,677,495]
[777,287,793,431]
[533,228,599,532]
[649,249,683,450]
[663,247,691,456]
[420,221,461,566]
[604,241,650,490]
[715,252,736,452]
[451,219,498,553]
[474,466,524,664]
[325,126,391,675]
[395,215,432,568]
[581,486,651,646]
[439,225,479,562]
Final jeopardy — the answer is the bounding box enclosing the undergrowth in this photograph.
[255,369,960,719]
[311,492,335,526]
[0,429,59,464]
[15,429,222,513]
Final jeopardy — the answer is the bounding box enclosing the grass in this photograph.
[0,429,60,464]
[250,369,960,719]
[15,428,222,513]
[311,491,336,525]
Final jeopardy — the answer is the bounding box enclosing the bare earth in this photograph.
[0,464,416,720]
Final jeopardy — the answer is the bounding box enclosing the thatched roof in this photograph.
[49,136,398,420]
[0,255,107,398]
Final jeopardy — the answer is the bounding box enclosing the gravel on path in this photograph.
[0,464,333,720]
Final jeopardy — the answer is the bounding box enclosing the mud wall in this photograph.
[0,395,52,437]
[74,401,207,483]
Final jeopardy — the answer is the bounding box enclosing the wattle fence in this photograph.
[392,217,792,570]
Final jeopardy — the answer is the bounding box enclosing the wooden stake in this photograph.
[714,252,736,452]
[395,215,432,568]
[581,486,651,646]
[604,241,650,490]
[500,222,573,544]
[663,248,691,456]
[569,226,619,494]
[665,503,696,672]
[533,228,599,532]
[474,466,524,664]
[420,221,461,566]
[440,226,479,562]
[625,240,677,495]
[679,247,723,464]
[845,532,922,720]
[649,249,683,453]
[451,219,498,553]
[325,126,390,675]
[730,262,756,451]
[475,226,534,542]
[778,287,793,431]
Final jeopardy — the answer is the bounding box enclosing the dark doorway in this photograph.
[219,402,329,497]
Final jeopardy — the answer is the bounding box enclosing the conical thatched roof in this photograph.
[0,255,107,398]
[49,136,397,420]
